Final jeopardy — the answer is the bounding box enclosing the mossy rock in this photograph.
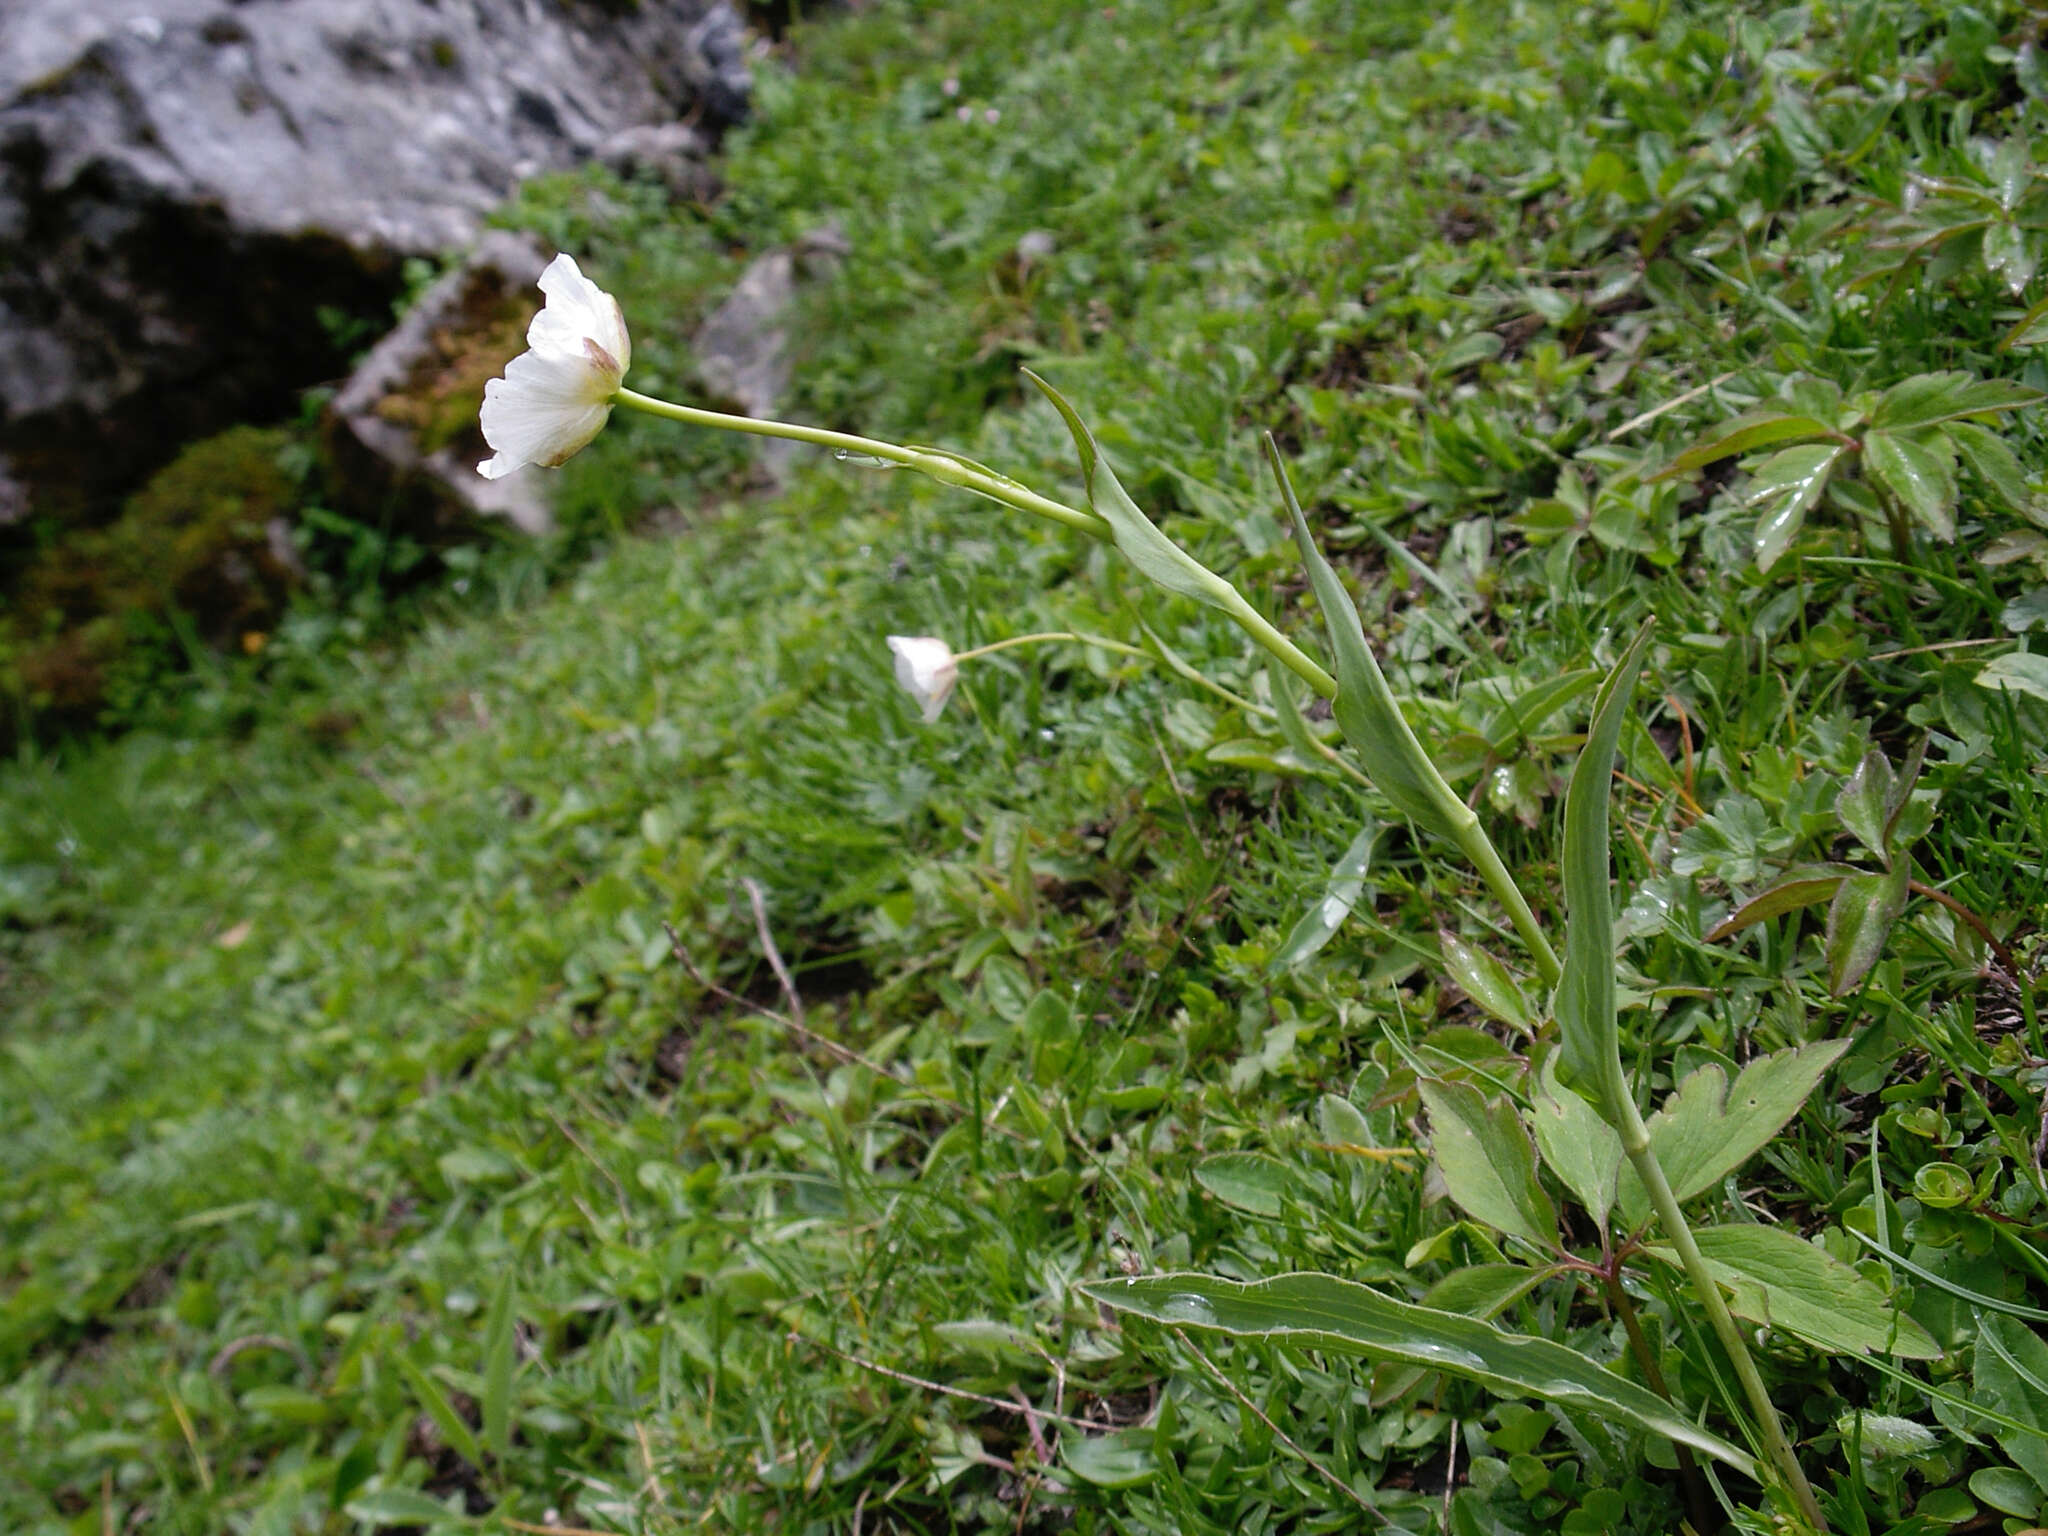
[5,425,304,729]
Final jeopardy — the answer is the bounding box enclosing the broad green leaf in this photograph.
[1062,1429,1157,1488]
[1437,932,1536,1035]
[481,1271,516,1462]
[1023,370,1230,610]
[1272,821,1380,970]
[1642,1224,1940,1358]
[1976,1315,2048,1496]
[1839,748,1897,863]
[1422,1263,1556,1319]
[1704,864,1857,942]
[1978,652,2048,704]
[1950,421,2044,526]
[1556,622,1655,1110]
[1865,428,1961,542]
[1081,1271,1756,1477]
[1994,137,2032,213]
[1826,858,1912,995]
[1648,410,1838,481]
[1482,669,1599,753]
[1615,1042,1851,1227]
[1195,1152,1304,1218]
[1264,436,1462,838]
[1418,1078,1557,1251]
[1748,442,1846,571]
[1971,1465,2043,1519]
[396,1355,482,1470]
[1529,1056,1622,1232]
[1871,372,2043,432]
[1985,221,2040,295]
[1317,1093,1377,1150]
[1882,735,1929,848]
[343,1489,471,1528]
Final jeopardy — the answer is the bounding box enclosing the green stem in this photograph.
[1615,1097,1826,1530]
[954,631,1266,719]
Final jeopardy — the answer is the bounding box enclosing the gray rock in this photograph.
[690,224,845,483]
[0,0,753,540]
[595,122,717,202]
[326,228,554,538]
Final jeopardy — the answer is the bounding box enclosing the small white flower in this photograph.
[887,635,959,723]
[478,254,631,480]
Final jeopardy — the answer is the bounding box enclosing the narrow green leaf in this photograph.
[1950,422,2047,527]
[1023,370,1230,610]
[1556,622,1656,1106]
[1838,748,1897,863]
[396,1355,482,1471]
[1703,865,1856,942]
[1615,1042,1851,1226]
[1826,859,1912,995]
[1438,932,1536,1035]
[1642,1224,1941,1358]
[1978,652,2048,704]
[1882,735,1929,847]
[1082,1271,1756,1477]
[1647,411,1839,482]
[1871,372,2043,432]
[481,1271,516,1462]
[1482,669,1598,754]
[1418,1078,1557,1252]
[1850,1229,2048,1325]
[344,1489,471,1528]
[1271,821,1379,970]
[1747,443,1845,571]
[1865,428,1961,541]
[1263,436,1462,838]
[1529,1056,1623,1233]
[1265,659,1333,770]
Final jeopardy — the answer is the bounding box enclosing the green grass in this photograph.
[5,0,2048,1531]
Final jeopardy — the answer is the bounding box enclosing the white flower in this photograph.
[478,254,631,480]
[887,635,959,722]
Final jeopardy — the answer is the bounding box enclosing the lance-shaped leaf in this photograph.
[1647,409,1840,482]
[1748,443,1846,571]
[1263,435,1463,838]
[481,1270,517,1461]
[1839,748,1898,863]
[1641,1224,1940,1358]
[1271,820,1380,970]
[1704,864,1856,942]
[1483,669,1598,754]
[1950,421,2047,526]
[1865,428,1960,541]
[1870,371,2043,432]
[1419,1078,1557,1251]
[1530,1055,1623,1233]
[1826,858,1912,995]
[1556,621,1656,1107]
[1614,1042,1850,1228]
[1081,1271,1756,1477]
[1438,931,1536,1035]
[1023,370,1233,610]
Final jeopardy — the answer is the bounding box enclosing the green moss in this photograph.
[374,286,535,456]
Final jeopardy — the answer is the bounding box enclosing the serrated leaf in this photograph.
[1271,821,1380,970]
[1437,932,1536,1035]
[1870,372,2043,432]
[1986,221,2040,295]
[1866,428,1960,541]
[1557,622,1655,1110]
[1978,652,2048,703]
[1642,1224,1940,1358]
[1419,1078,1557,1251]
[1614,1042,1851,1227]
[1530,1056,1622,1232]
[1994,137,2033,213]
[1081,1272,1756,1476]
[1023,371,1230,610]
[1264,437,1463,838]
[1703,865,1856,942]
[1950,422,2044,526]
[1826,859,1912,995]
[1648,410,1839,482]
[1748,443,1846,570]
[481,1271,516,1462]
[1839,748,1897,863]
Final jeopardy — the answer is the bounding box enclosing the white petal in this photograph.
[887,635,959,722]
[478,347,614,476]
[528,254,631,376]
